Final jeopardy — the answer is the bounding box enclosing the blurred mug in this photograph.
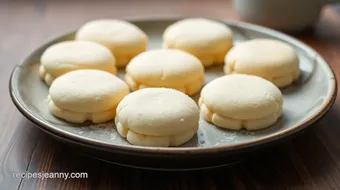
[233,0,339,31]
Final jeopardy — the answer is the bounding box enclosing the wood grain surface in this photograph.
[1,0,340,189]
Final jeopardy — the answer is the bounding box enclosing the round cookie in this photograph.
[125,49,205,96]
[115,88,199,147]
[199,74,283,130]
[224,39,300,88]
[76,19,148,68]
[163,18,233,67]
[40,41,116,86]
[48,70,129,123]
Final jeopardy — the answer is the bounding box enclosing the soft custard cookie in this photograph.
[40,41,116,86]
[115,88,199,147]
[163,18,233,67]
[125,49,204,96]
[76,19,148,68]
[199,74,283,130]
[48,70,129,123]
[224,39,300,88]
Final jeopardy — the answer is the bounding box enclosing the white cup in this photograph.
[233,0,339,32]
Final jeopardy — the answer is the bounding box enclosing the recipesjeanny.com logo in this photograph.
[13,171,88,180]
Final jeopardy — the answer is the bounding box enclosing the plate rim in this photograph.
[9,17,338,155]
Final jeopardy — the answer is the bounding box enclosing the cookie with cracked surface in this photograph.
[125,49,204,96]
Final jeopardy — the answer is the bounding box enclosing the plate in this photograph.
[10,18,337,170]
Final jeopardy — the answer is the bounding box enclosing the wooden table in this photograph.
[1,0,340,189]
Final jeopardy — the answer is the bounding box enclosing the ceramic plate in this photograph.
[10,18,337,170]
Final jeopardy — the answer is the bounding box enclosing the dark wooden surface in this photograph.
[1,0,340,189]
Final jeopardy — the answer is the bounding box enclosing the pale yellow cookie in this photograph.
[115,88,199,147]
[224,39,300,88]
[48,70,129,123]
[163,18,233,67]
[125,49,204,96]
[76,19,148,68]
[40,41,116,86]
[199,74,283,130]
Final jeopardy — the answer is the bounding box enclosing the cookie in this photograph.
[115,88,199,147]
[48,70,129,123]
[163,18,233,67]
[40,41,116,86]
[224,39,300,87]
[125,49,204,96]
[76,19,148,67]
[199,74,283,130]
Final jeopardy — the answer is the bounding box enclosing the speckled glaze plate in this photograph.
[10,18,337,170]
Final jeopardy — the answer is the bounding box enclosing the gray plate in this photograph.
[9,18,337,170]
